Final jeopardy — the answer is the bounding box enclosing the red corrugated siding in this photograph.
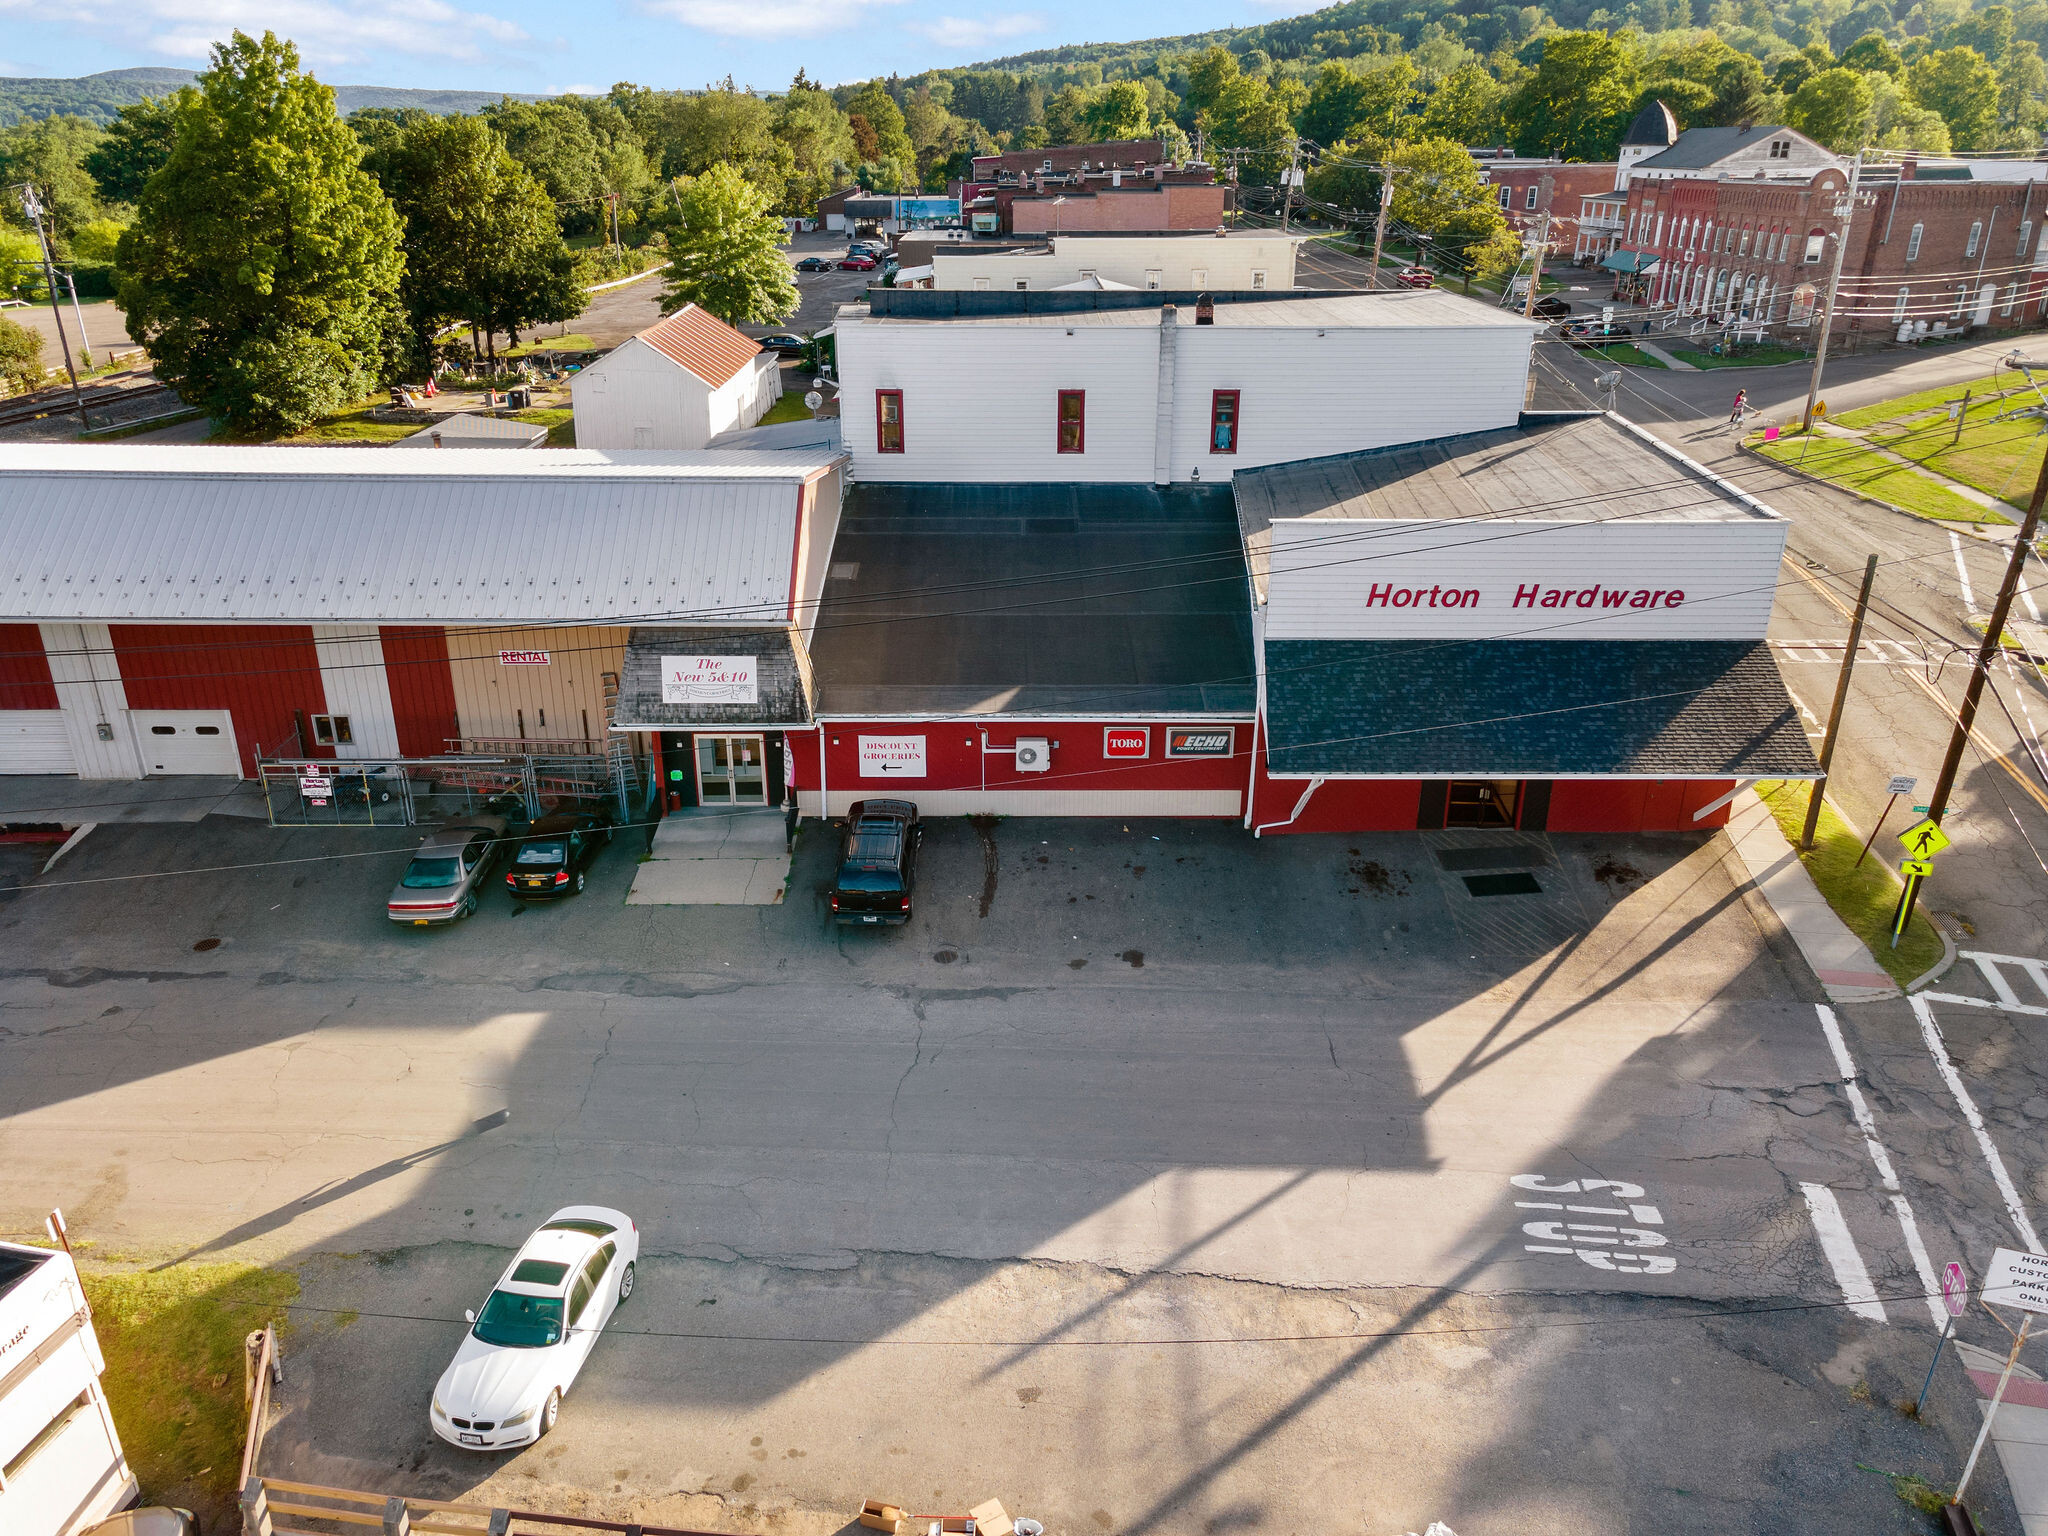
[380,626,460,756]
[1547,779,1735,832]
[0,623,58,710]
[111,624,326,773]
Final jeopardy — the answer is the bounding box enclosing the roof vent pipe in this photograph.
[431,430,443,447]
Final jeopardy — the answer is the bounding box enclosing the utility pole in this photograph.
[1368,167,1394,291]
[1523,212,1551,320]
[1801,151,1863,432]
[16,183,86,424]
[1280,136,1302,232]
[1924,448,2048,828]
[1801,554,1879,850]
[62,268,91,369]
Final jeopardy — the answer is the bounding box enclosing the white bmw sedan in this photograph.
[430,1205,639,1450]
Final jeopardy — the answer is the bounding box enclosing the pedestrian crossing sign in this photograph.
[1899,818,1951,858]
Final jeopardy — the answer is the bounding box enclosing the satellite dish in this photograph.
[1595,370,1622,394]
[804,390,823,413]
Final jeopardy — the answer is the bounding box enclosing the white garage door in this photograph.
[130,710,241,775]
[0,711,76,774]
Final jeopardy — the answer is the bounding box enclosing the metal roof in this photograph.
[396,413,547,447]
[848,289,1536,331]
[0,446,842,625]
[630,304,763,388]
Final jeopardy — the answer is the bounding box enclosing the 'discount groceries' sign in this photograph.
[859,735,927,778]
[1262,519,1788,642]
[661,655,758,705]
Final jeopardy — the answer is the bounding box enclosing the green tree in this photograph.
[661,162,797,326]
[1040,84,1090,145]
[115,31,405,436]
[1839,31,1906,78]
[83,94,186,205]
[1387,136,1506,241]
[0,227,45,303]
[1910,46,2001,149]
[1870,73,1954,151]
[1998,40,2048,134]
[772,77,856,218]
[363,113,579,367]
[0,114,106,245]
[487,100,605,205]
[0,312,44,395]
[1085,81,1151,141]
[657,83,786,197]
[1639,35,1769,125]
[1946,5,2017,65]
[1504,32,1642,159]
[1180,47,1243,126]
[1419,62,1508,143]
[1204,70,1299,182]
[1303,133,1390,212]
[843,82,915,173]
[1786,67,1876,149]
[1771,42,1836,96]
[69,217,126,263]
[1299,57,1417,146]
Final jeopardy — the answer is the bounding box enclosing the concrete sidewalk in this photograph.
[0,774,267,824]
[1960,1341,2048,1533]
[625,806,792,904]
[1724,787,1900,1003]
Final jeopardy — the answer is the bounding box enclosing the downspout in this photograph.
[1154,304,1177,485]
[817,727,828,820]
[1253,774,1326,838]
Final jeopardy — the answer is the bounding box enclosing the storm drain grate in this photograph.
[1462,871,1544,898]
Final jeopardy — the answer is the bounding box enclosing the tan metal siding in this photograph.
[446,626,628,745]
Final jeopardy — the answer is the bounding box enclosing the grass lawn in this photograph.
[1868,398,2043,508]
[1830,370,2024,431]
[82,1259,300,1528]
[1753,430,2007,523]
[1753,781,1946,984]
[265,403,419,446]
[758,390,818,425]
[1662,342,1810,369]
[1580,342,1666,368]
[504,333,596,357]
[510,406,574,446]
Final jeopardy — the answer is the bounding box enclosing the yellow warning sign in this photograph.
[1898,819,1952,859]
[1902,858,1935,878]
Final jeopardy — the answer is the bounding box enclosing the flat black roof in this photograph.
[809,483,1255,717]
[1265,639,1819,778]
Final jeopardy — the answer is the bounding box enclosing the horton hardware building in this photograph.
[0,291,1816,835]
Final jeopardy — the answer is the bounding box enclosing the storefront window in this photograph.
[1211,390,1239,454]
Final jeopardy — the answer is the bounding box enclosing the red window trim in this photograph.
[1057,389,1085,454]
[876,389,904,454]
[1210,389,1239,455]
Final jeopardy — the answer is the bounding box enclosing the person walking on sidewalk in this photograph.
[1729,388,1748,425]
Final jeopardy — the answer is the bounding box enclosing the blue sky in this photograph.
[0,0,1319,96]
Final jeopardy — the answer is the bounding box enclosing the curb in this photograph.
[1906,914,1961,993]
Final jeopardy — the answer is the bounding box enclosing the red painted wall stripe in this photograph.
[111,624,326,773]
[380,627,460,756]
[0,623,58,710]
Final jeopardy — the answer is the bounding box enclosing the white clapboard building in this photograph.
[570,305,784,451]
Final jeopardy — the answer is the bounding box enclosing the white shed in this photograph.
[571,305,784,451]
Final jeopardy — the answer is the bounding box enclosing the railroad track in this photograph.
[0,378,173,431]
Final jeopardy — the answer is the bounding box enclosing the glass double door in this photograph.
[696,735,767,805]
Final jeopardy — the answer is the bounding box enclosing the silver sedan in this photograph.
[386,816,507,925]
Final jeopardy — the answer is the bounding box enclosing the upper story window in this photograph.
[1893,286,1910,321]
[2020,221,2035,257]
[1191,267,1208,286]
[1524,185,1539,210]
[1769,139,1791,158]
[876,389,903,454]
[972,276,990,291]
[1210,390,1239,455]
[1967,221,1983,258]
[1057,390,1085,454]
[1015,278,1028,290]
[1145,269,1162,290]
[1497,184,1511,209]
[1804,228,1827,263]
[1906,222,1924,262]
[1739,226,1752,255]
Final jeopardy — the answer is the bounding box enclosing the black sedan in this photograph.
[1557,320,1635,347]
[1530,295,1574,320]
[503,811,614,900]
[754,332,809,355]
[829,799,921,925]
[794,256,833,272]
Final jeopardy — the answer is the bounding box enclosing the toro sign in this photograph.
[1103,727,1150,759]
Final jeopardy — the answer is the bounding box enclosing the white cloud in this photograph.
[6,0,531,70]
[907,11,1043,48]
[640,0,906,40]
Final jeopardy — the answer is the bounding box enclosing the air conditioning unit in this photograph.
[1013,737,1051,773]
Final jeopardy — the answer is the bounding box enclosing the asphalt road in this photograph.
[0,810,2036,1534]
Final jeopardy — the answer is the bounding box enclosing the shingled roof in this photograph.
[633,304,763,388]
[1263,639,1818,778]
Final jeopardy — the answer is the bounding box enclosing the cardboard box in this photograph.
[969,1500,1014,1536]
[860,1501,906,1532]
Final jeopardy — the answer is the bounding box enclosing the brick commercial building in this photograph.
[1598,121,2048,341]
[970,140,1166,184]
[1476,156,1622,254]
[1005,181,1233,235]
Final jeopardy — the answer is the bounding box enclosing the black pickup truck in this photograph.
[829,799,921,925]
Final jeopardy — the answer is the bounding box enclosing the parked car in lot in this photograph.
[431,1206,639,1450]
[1557,319,1635,347]
[754,332,809,355]
[794,255,832,272]
[1530,295,1574,320]
[387,816,506,925]
[839,254,878,271]
[504,811,614,901]
[830,799,921,925]
[1394,265,1435,289]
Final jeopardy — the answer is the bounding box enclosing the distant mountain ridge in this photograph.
[0,67,548,127]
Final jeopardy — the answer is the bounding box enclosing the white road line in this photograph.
[1801,1183,1889,1322]
[1952,530,1980,611]
[1910,992,2045,1253]
[1783,683,1822,728]
[1816,1005,1947,1327]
